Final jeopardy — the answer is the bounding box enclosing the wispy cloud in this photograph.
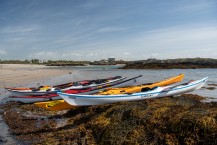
[62,52,82,58]
[28,50,99,61]
[98,27,126,33]
[62,24,217,60]
[123,52,130,56]
[0,0,217,60]
[172,0,216,13]
[0,24,41,48]
[0,49,7,55]
[0,24,40,34]
[29,51,58,60]
[133,25,217,47]
[119,24,217,59]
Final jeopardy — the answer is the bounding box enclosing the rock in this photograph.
[0,136,7,144]
[0,109,4,115]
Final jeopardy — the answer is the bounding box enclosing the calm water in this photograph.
[1,66,217,144]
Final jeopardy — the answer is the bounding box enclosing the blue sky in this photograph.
[0,0,217,61]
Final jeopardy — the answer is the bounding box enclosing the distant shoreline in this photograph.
[121,62,217,69]
[2,57,217,69]
[121,58,217,69]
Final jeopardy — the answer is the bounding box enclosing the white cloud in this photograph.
[172,0,215,13]
[62,52,82,59]
[61,24,217,60]
[1,0,217,61]
[0,49,6,55]
[118,25,217,59]
[29,51,94,60]
[123,52,130,55]
[86,53,98,57]
[29,51,58,60]
[98,27,125,32]
[0,24,40,34]
[72,24,217,60]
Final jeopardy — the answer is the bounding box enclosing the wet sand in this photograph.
[0,64,71,88]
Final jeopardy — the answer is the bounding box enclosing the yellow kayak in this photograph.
[34,74,184,111]
[97,73,184,95]
[34,100,74,111]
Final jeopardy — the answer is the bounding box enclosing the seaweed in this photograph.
[1,94,217,144]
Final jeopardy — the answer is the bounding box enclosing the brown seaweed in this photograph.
[1,94,217,144]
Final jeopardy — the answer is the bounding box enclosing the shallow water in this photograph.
[0,115,17,145]
[0,66,217,144]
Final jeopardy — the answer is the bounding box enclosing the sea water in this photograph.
[0,66,217,144]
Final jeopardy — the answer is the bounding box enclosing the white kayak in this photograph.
[58,77,208,106]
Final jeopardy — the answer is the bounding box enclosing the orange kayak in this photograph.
[97,74,184,95]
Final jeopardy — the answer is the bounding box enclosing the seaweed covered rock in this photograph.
[1,94,217,144]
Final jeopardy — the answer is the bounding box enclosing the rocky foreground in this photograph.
[1,94,217,145]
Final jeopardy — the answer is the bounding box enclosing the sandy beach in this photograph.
[0,64,71,89]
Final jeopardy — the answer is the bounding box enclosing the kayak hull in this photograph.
[58,77,208,106]
[35,100,73,111]
[9,94,61,104]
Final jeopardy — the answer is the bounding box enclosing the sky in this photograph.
[0,0,217,61]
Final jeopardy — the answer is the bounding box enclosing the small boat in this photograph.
[8,75,142,103]
[97,73,185,95]
[35,100,73,111]
[5,76,129,96]
[8,94,60,104]
[58,77,208,106]
[34,74,184,110]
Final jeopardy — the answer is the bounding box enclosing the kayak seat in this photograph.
[73,82,80,86]
[95,80,105,84]
[38,86,42,89]
[141,83,153,85]
[141,86,158,92]
[32,88,40,91]
[82,83,91,86]
[54,87,60,90]
[179,82,190,86]
[46,89,51,92]
[141,87,151,92]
